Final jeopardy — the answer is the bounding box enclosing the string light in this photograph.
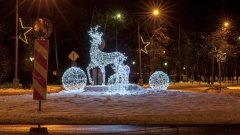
[108,57,130,93]
[86,25,127,85]
[149,71,169,90]
[19,18,32,44]
[140,36,150,54]
[62,67,87,91]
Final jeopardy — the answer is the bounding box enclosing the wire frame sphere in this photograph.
[62,67,87,91]
[149,71,169,90]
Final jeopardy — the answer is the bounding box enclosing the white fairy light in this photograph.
[149,71,169,90]
[62,67,87,91]
[107,58,130,94]
[86,25,127,85]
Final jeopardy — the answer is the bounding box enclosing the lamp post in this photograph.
[217,51,226,90]
[164,62,168,71]
[137,9,159,86]
[137,21,143,86]
[218,21,229,90]
[13,0,19,89]
[116,13,121,51]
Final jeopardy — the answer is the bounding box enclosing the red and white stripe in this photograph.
[33,39,49,100]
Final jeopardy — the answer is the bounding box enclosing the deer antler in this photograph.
[88,25,103,45]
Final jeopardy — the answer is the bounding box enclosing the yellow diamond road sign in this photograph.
[68,51,79,62]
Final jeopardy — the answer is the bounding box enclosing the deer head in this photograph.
[88,25,103,46]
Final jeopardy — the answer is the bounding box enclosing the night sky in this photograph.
[1,0,240,36]
[0,1,239,25]
[1,0,240,83]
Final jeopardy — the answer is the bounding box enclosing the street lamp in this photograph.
[224,22,229,27]
[164,62,168,66]
[132,61,136,65]
[137,9,159,86]
[218,21,229,90]
[13,0,19,89]
[117,13,121,18]
[164,62,168,73]
[137,21,143,86]
[30,57,34,62]
[153,9,159,16]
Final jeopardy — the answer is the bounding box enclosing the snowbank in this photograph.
[0,84,240,125]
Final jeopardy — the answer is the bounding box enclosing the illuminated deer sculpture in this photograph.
[86,25,127,85]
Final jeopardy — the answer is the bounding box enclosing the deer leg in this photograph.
[86,65,94,85]
[99,67,106,85]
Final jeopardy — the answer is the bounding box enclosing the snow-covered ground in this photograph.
[0,84,240,125]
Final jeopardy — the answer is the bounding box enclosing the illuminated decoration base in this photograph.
[62,67,87,91]
[86,25,127,85]
[149,71,169,90]
[85,85,108,91]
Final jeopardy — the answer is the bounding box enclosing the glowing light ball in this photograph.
[149,71,169,90]
[62,67,87,91]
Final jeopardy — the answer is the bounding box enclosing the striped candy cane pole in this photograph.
[33,39,49,100]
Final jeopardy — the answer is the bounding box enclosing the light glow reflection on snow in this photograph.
[60,84,160,96]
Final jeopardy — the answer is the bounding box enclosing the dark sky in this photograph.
[1,0,240,72]
[1,0,240,28]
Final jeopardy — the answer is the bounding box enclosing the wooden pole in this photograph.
[39,100,41,111]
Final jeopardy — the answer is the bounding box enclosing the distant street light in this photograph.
[117,13,121,18]
[30,57,34,62]
[164,62,168,66]
[132,61,136,65]
[218,22,229,90]
[210,21,230,85]
[164,62,168,73]
[224,22,229,27]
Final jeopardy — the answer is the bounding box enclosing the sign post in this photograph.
[33,40,49,110]
[33,18,52,111]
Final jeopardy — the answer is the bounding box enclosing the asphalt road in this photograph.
[0,124,240,135]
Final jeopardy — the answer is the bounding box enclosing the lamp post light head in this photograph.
[132,61,136,65]
[152,9,159,16]
[224,22,229,27]
[164,62,168,66]
[117,13,121,19]
[30,57,34,62]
